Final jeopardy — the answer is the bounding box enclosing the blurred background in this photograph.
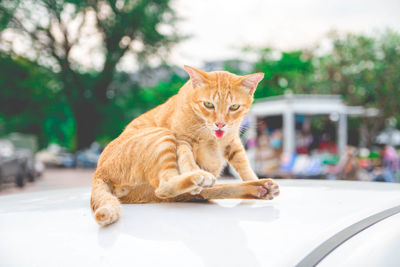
[0,0,399,194]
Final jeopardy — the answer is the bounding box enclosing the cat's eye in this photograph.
[203,102,214,109]
[229,104,240,111]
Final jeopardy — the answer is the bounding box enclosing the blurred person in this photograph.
[373,145,399,182]
[270,130,283,151]
[256,134,279,175]
[331,146,359,180]
[257,120,271,136]
[296,131,313,154]
[318,133,337,155]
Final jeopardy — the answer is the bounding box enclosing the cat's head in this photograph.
[184,65,263,139]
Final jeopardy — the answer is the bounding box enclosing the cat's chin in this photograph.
[214,130,225,138]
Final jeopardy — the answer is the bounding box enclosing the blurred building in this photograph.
[245,94,379,178]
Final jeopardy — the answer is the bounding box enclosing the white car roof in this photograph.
[319,212,400,267]
[0,179,400,267]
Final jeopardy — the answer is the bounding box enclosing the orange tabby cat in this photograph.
[91,66,280,226]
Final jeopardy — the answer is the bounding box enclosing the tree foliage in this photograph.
[314,30,400,145]
[234,31,400,146]
[0,0,399,151]
[0,0,180,149]
[0,53,75,148]
[252,49,314,99]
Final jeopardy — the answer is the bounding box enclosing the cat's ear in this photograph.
[184,65,207,88]
[241,73,264,95]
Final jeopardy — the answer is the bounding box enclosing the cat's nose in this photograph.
[215,122,226,129]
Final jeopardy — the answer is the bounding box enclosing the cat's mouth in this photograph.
[214,130,225,138]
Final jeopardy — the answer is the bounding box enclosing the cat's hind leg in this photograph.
[198,179,280,200]
[91,176,121,226]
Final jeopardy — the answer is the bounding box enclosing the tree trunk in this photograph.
[73,101,101,149]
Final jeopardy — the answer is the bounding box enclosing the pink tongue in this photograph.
[215,130,224,138]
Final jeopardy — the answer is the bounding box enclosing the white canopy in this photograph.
[248,94,379,156]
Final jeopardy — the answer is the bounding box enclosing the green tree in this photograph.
[0,53,75,148]
[315,30,400,145]
[93,67,186,146]
[139,73,185,110]
[0,0,180,149]
[252,48,314,99]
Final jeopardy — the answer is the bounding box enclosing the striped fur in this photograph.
[91,66,280,226]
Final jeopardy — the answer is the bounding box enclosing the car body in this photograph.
[36,144,76,168]
[0,139,28,187]
[75,143,103,168]
[7,132,42,180]
[0,179,399,266]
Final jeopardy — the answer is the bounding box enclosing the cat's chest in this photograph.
[193,139,225,176]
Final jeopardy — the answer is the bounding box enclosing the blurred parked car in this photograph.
[0,139,28,187]
[36,144,76,168]
[8,133,43,181]
[76,142,103,168]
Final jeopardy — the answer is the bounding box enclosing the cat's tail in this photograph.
[90,177,121,226]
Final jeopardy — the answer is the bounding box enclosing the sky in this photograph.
[2,0,399,72]
[168,0,400,67]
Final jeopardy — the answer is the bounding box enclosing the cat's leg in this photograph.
[91,174,121,226]
[135,130,214,199]
[155,170,216,199]
[154,141,216,198]
[176,138,201,173]
[91,127,178,225]
[225,137,260,181]
[225,139,280,198]
[199,179,280,200]
[153,136,216,198]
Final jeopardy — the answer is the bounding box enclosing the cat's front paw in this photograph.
[259,178,280,200]
[243,178,280,200]
[189,170,216,195]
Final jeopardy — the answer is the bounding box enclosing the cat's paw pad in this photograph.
[261,179,280,200]
[94,205,120,227]
[257,185,268,198]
